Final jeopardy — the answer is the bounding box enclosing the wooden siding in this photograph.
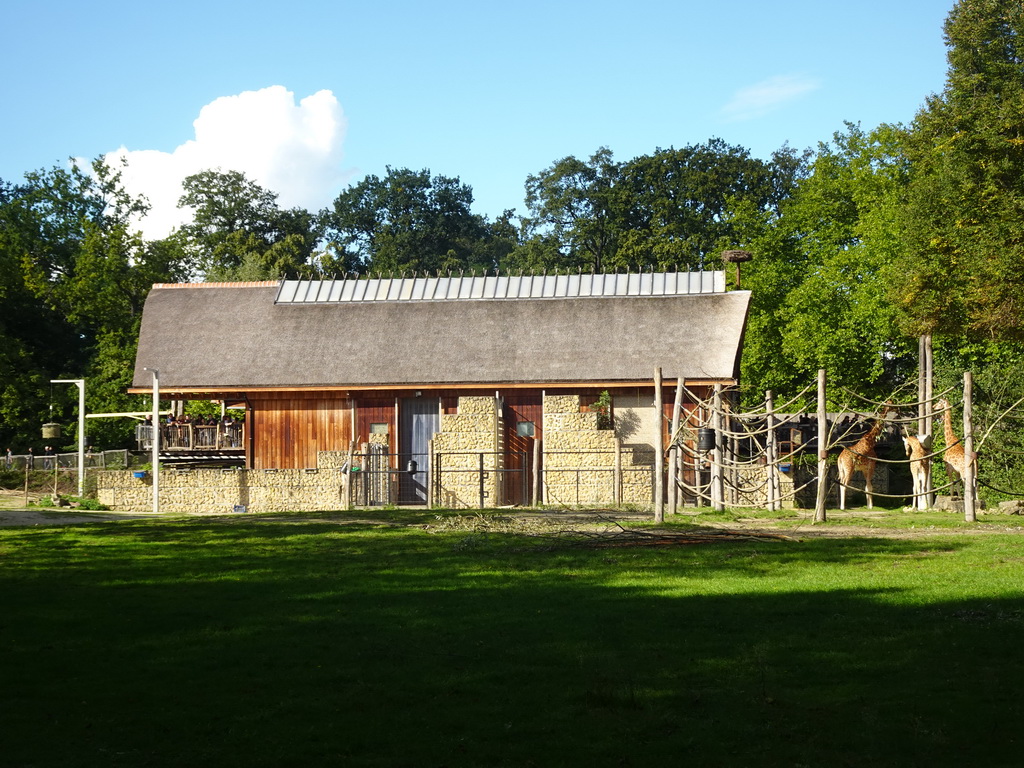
[502,394,543,505]
[238,384,711,473]
[355,399,398,455]
[249,393,352,469]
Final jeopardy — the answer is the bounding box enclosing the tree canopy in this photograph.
[512,140,803,274]
[0,160,189,450]
[323,167,512,275]
[895,0,1024,340]
[176,169,323,281]
[3,0,1024,456]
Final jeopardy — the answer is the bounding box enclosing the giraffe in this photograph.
[902,431,933,511]
[837,402,898,510]
[936,397,978,505]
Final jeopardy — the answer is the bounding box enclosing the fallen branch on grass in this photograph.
[425,513,799,547]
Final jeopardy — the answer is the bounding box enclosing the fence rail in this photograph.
[3,449,130,472]
[348,450,534,508]
[344,447,655,508]
[136,423,244,451]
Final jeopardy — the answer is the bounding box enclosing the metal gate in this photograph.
[399,397,440,503]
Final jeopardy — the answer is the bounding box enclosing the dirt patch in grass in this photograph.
[695,510,1024,539]
[0,489,158,527]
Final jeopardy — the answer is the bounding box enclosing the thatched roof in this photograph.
[131,277,750,391]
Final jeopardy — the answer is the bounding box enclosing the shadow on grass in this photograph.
[1,520,1022,767]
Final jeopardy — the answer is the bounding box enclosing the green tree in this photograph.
[615,140,796,271]
[0,160,187,449]
[896,0,1024,340]
[517,148,621,272]
[515,141,805,275]
[72,220,190,446]
[887,0,1024,506]
[177,169,321,280]
[736,125,916,401]
[325,167,502,275]
[0,179,71,449]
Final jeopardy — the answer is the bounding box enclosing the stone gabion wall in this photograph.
[543,395,654,506]
[97,395,667,515]
[432,396,500,509]
[317,450,350,469]
[97,467,348,515]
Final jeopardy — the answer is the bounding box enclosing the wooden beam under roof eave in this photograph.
[127,378,734,396]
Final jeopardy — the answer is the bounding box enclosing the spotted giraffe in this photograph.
[837,403,898,510]
[936,397,978,505]
[902,432,932,511]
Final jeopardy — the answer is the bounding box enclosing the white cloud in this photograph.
[107,86,348,240]
[720,74,821,122]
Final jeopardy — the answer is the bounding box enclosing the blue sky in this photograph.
[4,0,954,238]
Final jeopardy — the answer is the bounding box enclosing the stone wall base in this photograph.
[97,467,348,515]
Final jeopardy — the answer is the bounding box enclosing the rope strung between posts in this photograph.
[977,478,1024,498]
[678,473,817,508]
[834,383,960,410]
[664,371,1024,511]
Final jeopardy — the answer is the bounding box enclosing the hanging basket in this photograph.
[41,422,62,440]
[697,428,716,453]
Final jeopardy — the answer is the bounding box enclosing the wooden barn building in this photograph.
[114,271,750,511]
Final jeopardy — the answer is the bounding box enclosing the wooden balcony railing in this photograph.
[136,423,244,452]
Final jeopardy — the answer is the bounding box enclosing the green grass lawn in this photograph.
[2,509,1024,767]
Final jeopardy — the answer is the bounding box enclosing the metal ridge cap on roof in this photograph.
[274,271,726,304]
[153,281,281,289]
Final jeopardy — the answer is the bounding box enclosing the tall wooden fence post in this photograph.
[920,334,935,508]
[918,335,927,436]
[712,384,725,512]
[766,390,778,512]
[668,379,683,515]
[613,437,622,507]
[344,440,355,510]
[963,371,976,523]
[814,369,828,523]
[478,451,486,510]
[654,367,665,523]
[532,439,542,507]
[426,439,434,509]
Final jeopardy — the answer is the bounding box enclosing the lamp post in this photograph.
[143,368,160,515]
[50,379,85,497]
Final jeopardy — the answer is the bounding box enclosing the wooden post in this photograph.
[426,439,434,508]
[697,406,706,508]
[918,335,927,436]
[766,390,779,512]
[963,371,976,522]
[24,459,29,508]
[434,450,442,509]
[478,451,486,510]
[532,439,541,507]
[614,436,622,507]
[667,442,676,513]
[814,369,828,523]
[730,412,739,506]
[147,369,160,516]
[712,384,725,512]
[668,379,683,515]
[654,368,665,523]
[925,334,934,508]
[361,442,369,507]
[344,440,355,510]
